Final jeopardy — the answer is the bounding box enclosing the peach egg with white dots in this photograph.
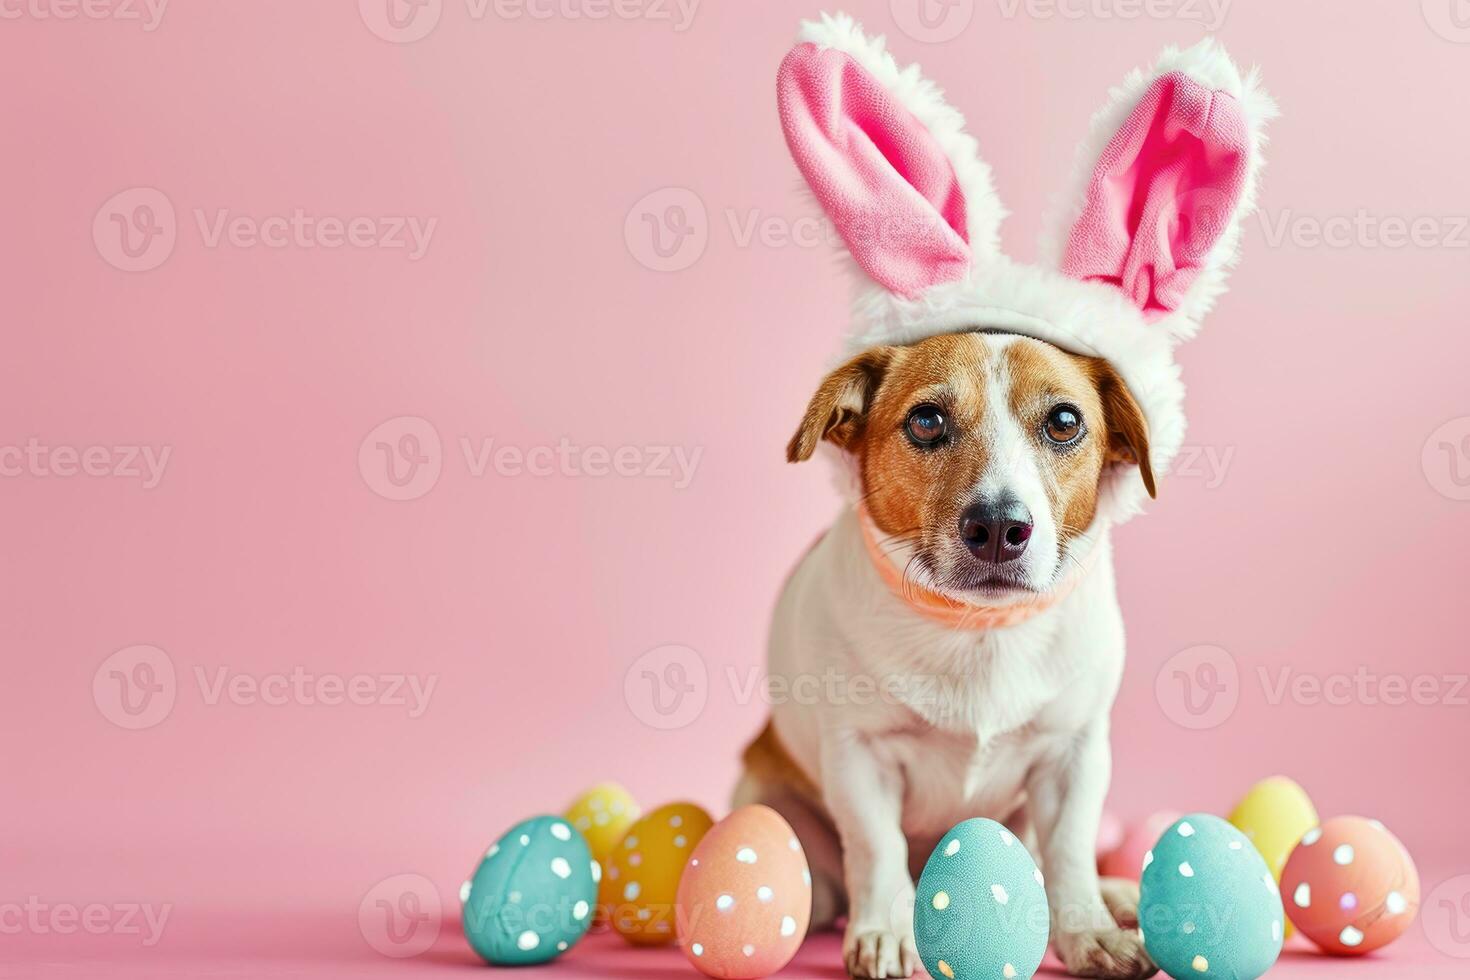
[676,804,812,979]
[1282,815,1420,955]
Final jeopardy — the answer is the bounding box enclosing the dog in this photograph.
[732,13,1274,980]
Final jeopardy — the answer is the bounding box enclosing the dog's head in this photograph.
[774,14,1274,534]
[789,332,1153,600]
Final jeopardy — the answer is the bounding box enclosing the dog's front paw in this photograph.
[1056,927,1157,980]
[843,925,919,979]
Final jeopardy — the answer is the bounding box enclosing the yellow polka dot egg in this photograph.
[606,801,714,945]
[564,781,641,865]
[914,818,1050,980]
[1138,814,1283,980]
[1227,776,1318,939]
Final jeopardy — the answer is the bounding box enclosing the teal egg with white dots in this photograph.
[462,815,599,965]
[914,818,1050,980]
[1139,813,1284,980]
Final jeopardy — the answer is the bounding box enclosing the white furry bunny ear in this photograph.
[1046,39,1277,341]
[777,12,1006,298]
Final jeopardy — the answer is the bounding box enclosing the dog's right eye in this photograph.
[905,404,949,448]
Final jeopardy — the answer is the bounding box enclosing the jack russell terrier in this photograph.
[733,13,1274,980]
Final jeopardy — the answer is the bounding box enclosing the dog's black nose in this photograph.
[959,497,1033,564]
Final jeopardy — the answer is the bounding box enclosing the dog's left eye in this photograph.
[905,404,949,448]
[1043,404,1084,445]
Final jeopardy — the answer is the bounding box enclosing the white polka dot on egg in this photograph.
[757,886,774,902]
[551,823,572,841]
[517,931,539,951]
[1302,827,1323,846]
[945,839,961,857]
[573,901,589,921]
[550,858,571,879]
[742,944,755,957]
[1294,882,1311,907]
[1386,891,1407,915]
[1178,822,1195,838]
[991,884,1009,905]
[933,891,951,911]
[1178,862,1195,878]
[716,894,734,911]
[781,916,797,937]
[735,847,758,864]
[1340,926,1364,948]
[1333,844,1355,866]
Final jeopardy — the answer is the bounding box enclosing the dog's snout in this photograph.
[958,496,1033,564]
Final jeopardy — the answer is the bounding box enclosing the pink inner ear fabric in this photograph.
[778,42,971,298]
[1061,71,1249,318]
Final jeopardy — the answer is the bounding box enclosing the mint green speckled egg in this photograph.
[462,815,598,965]
[914,818,1050,980]
[1139,814,1284,980]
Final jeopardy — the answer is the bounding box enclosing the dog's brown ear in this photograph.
[1093,360,1156,499]
[786,347,896,463]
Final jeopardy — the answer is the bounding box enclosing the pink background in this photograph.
[3,1,1467,976]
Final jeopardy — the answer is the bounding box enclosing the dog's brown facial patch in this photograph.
[788,332,1153,593]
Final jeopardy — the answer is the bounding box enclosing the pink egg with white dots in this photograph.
[676,805,812,979]
[1282,815,1420,955]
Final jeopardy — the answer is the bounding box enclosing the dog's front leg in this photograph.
[1028,724,1156,980]
[822,730,919,980]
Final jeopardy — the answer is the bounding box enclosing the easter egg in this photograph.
[1228,776,1318,938]
[676,805,812,979]
[1281,816,1420,955]
[1097,810,1125,859]
[461,815,598,965]
[914,819,1050,980]
[607,801,714,945]
[565,782,641,864]
[1139,814,1283,980]
[1100,811,1181,881]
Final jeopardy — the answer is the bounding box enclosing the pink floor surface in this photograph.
[8,903,1465,979]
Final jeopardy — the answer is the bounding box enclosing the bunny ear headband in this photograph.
[778,11,1276,525]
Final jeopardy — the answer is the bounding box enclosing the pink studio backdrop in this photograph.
[2,1,1468,976]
